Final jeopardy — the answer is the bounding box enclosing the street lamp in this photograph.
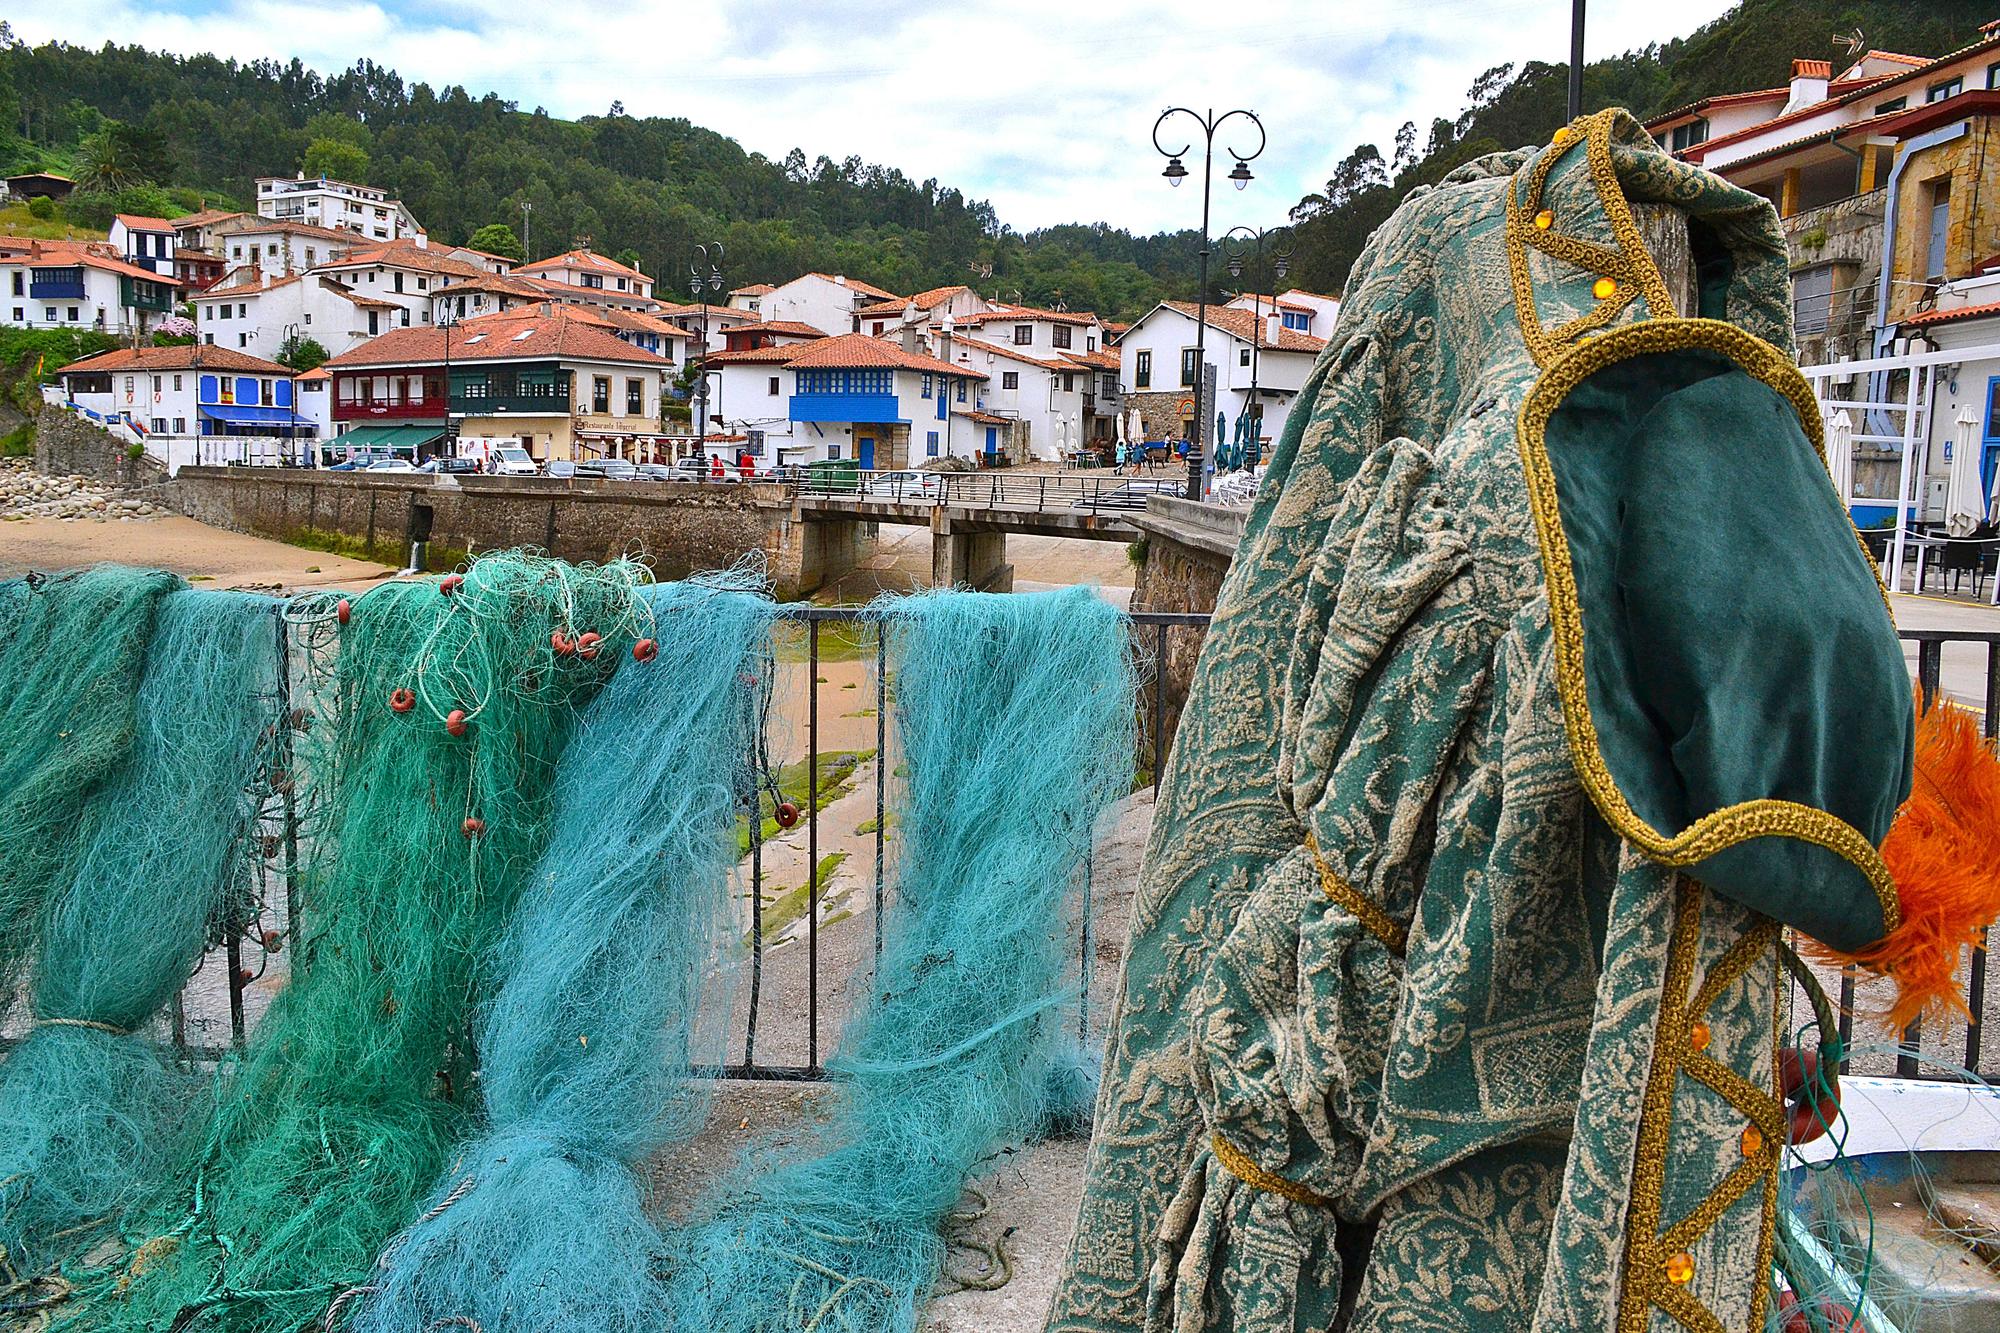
[1154,106,1266,499]
[1222,225,1292,465]
[438,311,458,468]
[689,241,725,466]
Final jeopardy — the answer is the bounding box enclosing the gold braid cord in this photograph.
[1615,882,1784,1333]
[1305,831,1408,955]
[1514,317,1902,934]
[1209,1133,1335,1209]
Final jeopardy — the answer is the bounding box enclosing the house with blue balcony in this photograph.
[109,214,178,277]
[55,344,312,473]
[705,331,986,470]
[0,238,183,336]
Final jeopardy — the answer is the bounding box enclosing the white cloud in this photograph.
[15,0,1736,232]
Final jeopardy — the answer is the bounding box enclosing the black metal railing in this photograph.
[796,467,1181,517]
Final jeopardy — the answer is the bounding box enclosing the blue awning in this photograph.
[200,405,315,429]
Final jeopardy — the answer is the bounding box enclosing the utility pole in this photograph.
[520,201,533,263]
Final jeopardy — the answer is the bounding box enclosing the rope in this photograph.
[31,1017,132,1036]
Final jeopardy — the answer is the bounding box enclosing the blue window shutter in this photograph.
[926,430,940,457]
[198,375,218,404]
[274,380,294,407]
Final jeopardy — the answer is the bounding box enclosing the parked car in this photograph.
[634,463,676,481]
[575,458,638,480]
[326,450,392,471]
[544,460,577,479]
[863,470,945,501]
[418,456,482,474]
[490,446,539,477]
[364,458,419,473]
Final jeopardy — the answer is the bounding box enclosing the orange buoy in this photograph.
[551,631,575,657]
[775,800,800,829]
[389,687,416,713]
[439,574,465,595]
[335,597,351,625]
[446,709,468,737]
[261,928,285,953]
[632,637,658,663]
[576,631,602,660]
[235,967,255,988]
[462,816,485,839]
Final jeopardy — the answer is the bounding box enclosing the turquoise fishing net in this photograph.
[662,586,1136,1333]
[0,566,184,1010]
[0,590,280,1277]
[341,574,774,1333]
[80,553,650,1333]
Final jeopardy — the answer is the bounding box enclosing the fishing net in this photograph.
[79,552,650,1333]
[0,590,280,1279]
[662,585,1135,1333]
[0,566,184,1010]
[340,574,773,1333]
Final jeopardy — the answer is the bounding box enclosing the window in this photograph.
[1087,334,1097,352]
[306,248,316,265]
[124,377,135,393]
[766,375,781,396]
[1792,266,1834,334]
[238,334,248,348]
[1927,176,1953,279]
[1240,347,1252,367]
[232,246,243,260]
[173,375,182,391]
[1052,325,1072,349]
[921,374,933,399]
[1135,350,1151,388]
[173,417,185,433]
[10,308,19,322]
[1928,77,1963,104]
[42,308,54,322]
[872,322,885,335]
[8,273,18,295]
[305,313,313,325]
[1062,372,1074,392]
[368,311,380,335]
[581,274,603,289]
[1013,324,1034,345]
[828,443,843,460]
[1669,118,1708,153]
[1002,371,1019,390]
[592,376,610,413]
[616,277,627,291]
[66,307,77,322]
[151,417,165,432]
[1180,348,1199,387]
[1876,97,1907,115]
[152,375,162,393]
[956,379,966,402]
[417,276,427,291]
[626,378,643,414]
[393,272,404,293]
[926,430,940,457]
[1989,63,2000,90]
[238,304,246,318]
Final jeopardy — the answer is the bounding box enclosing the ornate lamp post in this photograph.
[1154,106,1265,499]
[1222,225,1292,464]
[689,242,725,466]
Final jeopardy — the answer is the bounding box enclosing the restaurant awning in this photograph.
[200,404,316,430]
[328,425,444,453]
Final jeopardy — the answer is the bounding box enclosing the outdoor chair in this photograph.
[1935,522,1995,597]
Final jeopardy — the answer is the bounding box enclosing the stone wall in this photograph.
[167,469,853,599]
[1128,495,1245,777]
[34,404,169,490]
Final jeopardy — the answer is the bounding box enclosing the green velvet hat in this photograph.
[1516,318,1913,955]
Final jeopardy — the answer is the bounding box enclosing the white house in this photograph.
[1223,287,1341,339]
[295,365,334,441]
[1118,300,1326,447]
[53,344,313,472]
[108,214,177,278]
[702,331,985,469]
[750,273,901,340]
[514,250,658,312]
[191,267,400,355]
[256,174,426,243]
[210,218,363,276]
[656,299,761,353]
[854,285,992,340]
[308,240,494,332]
[939,331,1088,462]
[0,238,182,337]
[726,282,774,314]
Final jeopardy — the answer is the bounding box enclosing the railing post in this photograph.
[807,618,821,1075]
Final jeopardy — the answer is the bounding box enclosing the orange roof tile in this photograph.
[518,248,650,282]
[856,285,973,317]
[324,307,668,369]
[783,332,986,378]
[1159,301,1326,352]
[113,213,178,232]
[62,344,289,375]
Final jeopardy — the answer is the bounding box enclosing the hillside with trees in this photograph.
[0,3,1991,319]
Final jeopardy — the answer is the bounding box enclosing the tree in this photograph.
[276,333,329,372]
[302,137,368,182]
[466,222,524,261]
[73,120,153,192]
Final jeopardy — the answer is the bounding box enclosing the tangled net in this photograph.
[662,585,1135,1333]
[82,553,651,1333]
[0,566,184,1009]
[0,589,281,1277]
[342,574,774,1333]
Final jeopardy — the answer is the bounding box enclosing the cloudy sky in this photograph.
[15,0,1736,233]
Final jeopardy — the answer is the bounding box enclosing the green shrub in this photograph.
[0,421,34,456]
[26,195,53,220]
[126,442,145,460]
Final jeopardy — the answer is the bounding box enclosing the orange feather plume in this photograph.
[1806,689,2000,1033]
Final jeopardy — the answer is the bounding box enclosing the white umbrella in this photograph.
[1127,406,1145,445]
[1946,403,1985,537]
[1826,408,1854,510]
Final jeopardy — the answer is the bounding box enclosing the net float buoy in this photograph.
[462,816,485,839]
[775,801,800,829]
[632,637,658,663]
[576,631,602,660]
[439,574,464,595]
[389,687,416,713]
[335,598,351,625]
[446,709,468,737]
[235,968,255,988]
[551,631,574,657]
[262,928,284,953]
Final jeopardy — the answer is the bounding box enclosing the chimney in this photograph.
[1267,311,1282,344]
[901,320,921,355]
[1784,58,1831,113]
[834,275,847,286]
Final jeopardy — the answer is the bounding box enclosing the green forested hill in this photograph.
[0,3,1990,318]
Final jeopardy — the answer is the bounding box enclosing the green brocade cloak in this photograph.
[1046,110,1913,1333]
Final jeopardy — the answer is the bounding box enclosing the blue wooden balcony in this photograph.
[791,392,903,425]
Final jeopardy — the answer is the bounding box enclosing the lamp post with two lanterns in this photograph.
[689,242,724,464]
[1154,106,1264,499]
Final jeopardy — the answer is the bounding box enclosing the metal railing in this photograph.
[796,466,1181,516]
[41,616,1997,1092]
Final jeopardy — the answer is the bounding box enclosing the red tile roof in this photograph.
[729,283,775,296]
[0,239,184,286]
[62,344,290,375]
[1899,298,2000,328]
[702,345,803,366]
[435,273,550,301]
[782,332,987,378]
[748,319,828,338]
[113,213,178,232]
[1063,349,1121,372]
[318,239,492,280]
[214,216,362,245]
[961,304,1099,328]
[518,248,650,282]
[171,209,248,230]
[324,307,668,368]
[947,334,1068,371]
[855,285,973,317]
[1158,301,1326,352]
[800,272,898,301]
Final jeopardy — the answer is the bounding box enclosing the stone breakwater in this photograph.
[1,458,164,523]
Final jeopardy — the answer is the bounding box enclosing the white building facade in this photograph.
[1117,300,1326,447]
[53,344,313,472]
[256,175,425,243]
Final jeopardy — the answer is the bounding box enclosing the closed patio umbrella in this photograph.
[1826,407,1854,512]
[1946,402,1985,537]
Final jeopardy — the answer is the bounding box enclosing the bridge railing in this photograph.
[794,466,1183,516]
